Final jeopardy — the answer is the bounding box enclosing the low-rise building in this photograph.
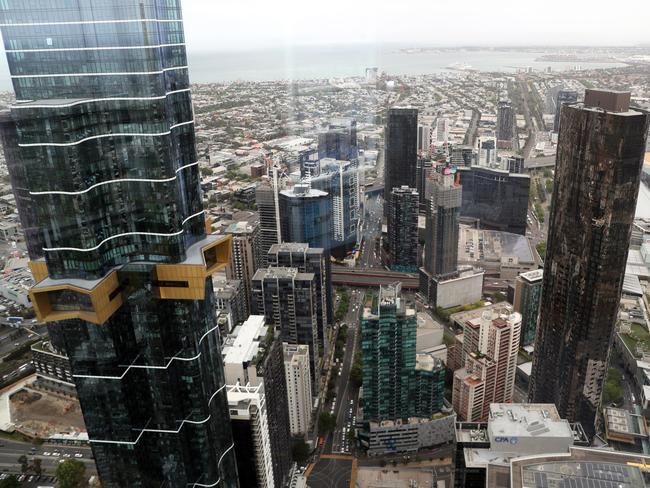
[367,413,456,457]
[454,404,589,488]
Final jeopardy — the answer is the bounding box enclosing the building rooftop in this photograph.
[604,407,649,440]
[511,446,650,488]
[222,315,268,365]
[283,343,309,363]
[519,269,543,283]
[415,353,443,372]
[253,267,314,281]
[487,404,572,442]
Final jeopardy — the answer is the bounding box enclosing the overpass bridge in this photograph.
[331,267,419,289]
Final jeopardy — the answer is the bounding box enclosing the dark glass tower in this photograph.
[529,90,650,439]
[0,1,238,486]
[384,107,418,215]
[423,172,462,277]
[554,89,579,133]
[387,186,419,272]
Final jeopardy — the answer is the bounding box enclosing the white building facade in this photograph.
[283,343,313,436]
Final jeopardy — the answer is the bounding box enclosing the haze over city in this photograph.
[0,1,648,487]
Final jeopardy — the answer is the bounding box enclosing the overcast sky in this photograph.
[181,0,650,51]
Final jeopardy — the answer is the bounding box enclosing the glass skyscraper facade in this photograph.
[0,1,238,486]
[361,283,445,422]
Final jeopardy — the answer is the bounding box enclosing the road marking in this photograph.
[304,462,316,477]
[320,454,353,460]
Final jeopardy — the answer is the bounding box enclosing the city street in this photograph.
[359,194,383,269]
[0,438,96,480]
[325,289,364,455]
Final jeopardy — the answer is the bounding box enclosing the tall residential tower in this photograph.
[384,107,418,215]
[529,90,650,438]
[0,1,238,486]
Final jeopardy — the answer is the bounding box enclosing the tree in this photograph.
[491,292,507,303]
[56,459,86,488]
[0,475,20,488]
[292,440,310,464]
[200,166,214,177]
[318,412,337,434]
[536,241,547,260]
[17,455,27,473]
[32,458,42,476]
[349,363,363,388]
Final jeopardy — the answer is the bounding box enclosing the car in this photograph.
[43,452,51,456]
[52,452,60,457]
[63,453,71,458]
[58,459,65,463]
[74,453,83,458]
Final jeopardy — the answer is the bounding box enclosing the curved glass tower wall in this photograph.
[0,1,239,486]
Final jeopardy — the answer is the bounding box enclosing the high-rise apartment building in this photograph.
[222,315,292,487]
[435,117,450,143]
[226,221,261,315]
[529,90,650,439]
[310,158,359,258]
[213,278,247,334]
[417,123,432,155]
[416,159,434,214]
[496,100,515,149]
[388,186,419,272]
[256,168,284,266]
[553,89,579,133]
[267,243,331,352]
[423,172,462,277]
[361,283,445,421]
[227,383,275,488]
[279,184,331,253]
[251,268,320,392]
[476,138,497,167]
[513,269,543,347]
[384,107,418,214]
[317,118,358,162]
[453,308,521,421]
[283,343,313,437]
[0,1,238,486]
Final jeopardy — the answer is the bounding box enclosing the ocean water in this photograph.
[0,45,627,91]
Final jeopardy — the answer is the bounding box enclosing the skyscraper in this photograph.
[309,158,360,258]
[256,168,284,266]
[453,308,521,421]
[226,221,261,316]
[529,90,650,438]
[513,269,543,347]
[222,315,292,487]
[317,118,358,162]
[384,107,418,215]
[227,383,275,488]
[361,283,445,421]
[457,166,530,235]
[251,267,320,393]
[283,343,313,437]
[423,172,462,277]
[279,184,331,253]
[496,100,515,149]
[387,186,419,272]
[553,89,579,133]
[267,243,331,352]
[0,1,238,486]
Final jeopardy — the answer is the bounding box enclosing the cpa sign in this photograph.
[493,437,518,445]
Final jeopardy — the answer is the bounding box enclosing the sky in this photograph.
[182,0,650,51]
